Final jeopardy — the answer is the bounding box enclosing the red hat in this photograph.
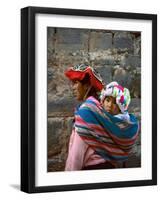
[65,64,104,91]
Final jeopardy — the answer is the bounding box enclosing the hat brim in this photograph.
[65,69,103,91]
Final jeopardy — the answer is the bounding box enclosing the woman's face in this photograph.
[103,96,120,115]
[72,80,88,101]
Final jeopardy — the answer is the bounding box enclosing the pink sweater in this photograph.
[65,128,106,171]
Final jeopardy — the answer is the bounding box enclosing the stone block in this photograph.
[112,66,132,88]
[121,54,141,68]
[89,31,112,50]
[47,116,73,171]
[91,58,116,66]
[134,36,141,55]
[48,158,65,172]
[47,27,56,40]
[55,28,89,52]
[48,118,64,157]
[130,76,141,98]
[126,154,141,168]
[113,32,133,50]
[129,98,141,119]
[53,51,90,66]
[47,67,54,81]
[48,98,76,117]
[47,27,56,64]
[47,64,74,101]
[96,65,112,85]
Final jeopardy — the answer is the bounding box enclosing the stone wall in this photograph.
[47,27,141,172]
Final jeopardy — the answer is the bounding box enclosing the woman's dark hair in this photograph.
[80,74,99,100]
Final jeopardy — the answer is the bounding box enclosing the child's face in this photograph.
[103,96,120,115]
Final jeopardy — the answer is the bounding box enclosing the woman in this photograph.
[64,64,139,171]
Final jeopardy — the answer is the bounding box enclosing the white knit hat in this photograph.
[100,81,131,113]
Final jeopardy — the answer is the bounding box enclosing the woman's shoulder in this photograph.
[77,96,103,120]
[75,97,101,124]
[82,96,101,107]
[78,97,100,112]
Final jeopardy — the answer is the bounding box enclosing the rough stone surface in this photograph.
[55,28,89,51]
[47,27,141,172]
[121,54,141,68]
[96,65,112,85]
[48,117,73,171]
[89,31,113,50]
[113,32,134,50]
[47,27,56,65]
[112,66,132,88]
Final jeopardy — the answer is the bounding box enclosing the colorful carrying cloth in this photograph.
[75,96,139,162]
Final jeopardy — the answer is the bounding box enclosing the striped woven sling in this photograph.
[74,96,139,162]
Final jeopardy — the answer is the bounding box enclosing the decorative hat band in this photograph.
[65,64,104,91]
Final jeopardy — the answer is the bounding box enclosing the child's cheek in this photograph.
[112,105,117,114]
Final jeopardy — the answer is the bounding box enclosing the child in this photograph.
[100,81,131,122]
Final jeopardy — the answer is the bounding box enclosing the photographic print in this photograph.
[21,6,157,193]
[47,27,141,172]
